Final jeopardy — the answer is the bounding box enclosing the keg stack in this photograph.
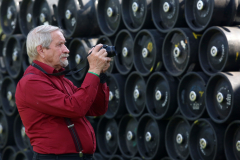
[1,0,240,160]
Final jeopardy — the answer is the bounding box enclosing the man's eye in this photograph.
[58,42,66,47]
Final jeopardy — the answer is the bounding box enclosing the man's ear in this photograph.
[36,45,45,58]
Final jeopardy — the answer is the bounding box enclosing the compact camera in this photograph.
[100,45,117,57]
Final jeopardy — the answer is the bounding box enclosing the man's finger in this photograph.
[100,50,108,58]
[106,57,112,62]
[88,48,94,54]
[93,44,103,53]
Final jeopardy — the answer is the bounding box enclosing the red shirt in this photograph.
[15,60,109,154]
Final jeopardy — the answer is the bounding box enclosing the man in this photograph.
[15,25,111,160]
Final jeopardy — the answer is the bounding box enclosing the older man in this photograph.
[15,25,111,160]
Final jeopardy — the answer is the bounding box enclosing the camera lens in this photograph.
[92,44,117,57]
[103,45,117,57]
[106,46,117,57]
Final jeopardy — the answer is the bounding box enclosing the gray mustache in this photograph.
[60,54,69,58]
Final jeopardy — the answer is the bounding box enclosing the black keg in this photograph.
[96,0,125,37]
[185,0,240,32]
[109,155,127,160]
[1,76,18,116]
[2,146,19,160]
[0,0,21,35]
[161,157,172,160]
[146,71,179,119]
[21,40,32,72]
[18,0,35,37]
[124,71,147,117]
[3,34,25,79]
[86,116,102,136]
[0,110,15,149]
[0,73,3,108]
[118,114,138,158]
[105,73,127,119]
[189,118,226,160]
[57,0,101,38]
[133,29,165,77]
[68,38,97,81]
[14,114,31,150]
[199,26,240,76]
[130,157,142,160]
[121,0,154,32]
[178,72,209,121]
[152,0,188,33]
[205,72,240,123]
[0,34,8,75]
[162,28,201,77]
[97,117,119,158]
[86,116,103,153]
[63,38,82,88]
[32,0,58,27]
[64,65,82,88]
[14,150,33,160]
[114,29,136,75]
[165,115,191,160]
[96,36,117,73]
[93,152,106,160]
[224,120,240,160]
[137,114,168,160]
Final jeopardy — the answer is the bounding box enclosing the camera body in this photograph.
[101,44,117,57]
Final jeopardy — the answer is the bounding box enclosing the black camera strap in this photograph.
[31,62,88,76]
[31,50,92,76]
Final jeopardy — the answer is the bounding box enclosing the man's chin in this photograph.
[63,64,69,68]
[63,63,69,68]
[60,60,69,68]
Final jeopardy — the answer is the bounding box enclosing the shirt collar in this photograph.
[33,60,65,74]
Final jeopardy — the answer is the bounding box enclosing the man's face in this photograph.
[43,30,69,70]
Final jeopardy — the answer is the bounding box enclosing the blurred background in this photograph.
[1,0,240,160]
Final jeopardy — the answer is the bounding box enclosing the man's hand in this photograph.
[87,44,111,75]
[101,58,112,73]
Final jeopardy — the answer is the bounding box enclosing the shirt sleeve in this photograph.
[16,73,101,118]
[85,83,109,116]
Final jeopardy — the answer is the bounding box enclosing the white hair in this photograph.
[26,25,64,60]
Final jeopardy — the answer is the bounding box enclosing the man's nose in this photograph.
[63,44,70,53]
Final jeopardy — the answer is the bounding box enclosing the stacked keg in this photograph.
[1,0,240,160]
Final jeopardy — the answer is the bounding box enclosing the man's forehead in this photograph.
[51,30,65,41]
